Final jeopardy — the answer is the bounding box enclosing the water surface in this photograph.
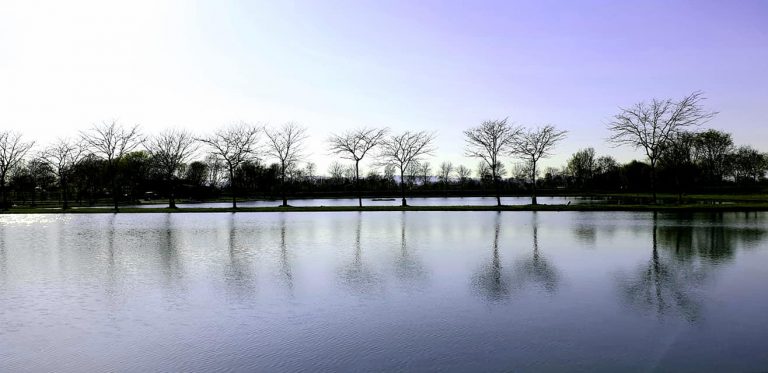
[130,195,603,208]
[1,211,767,372]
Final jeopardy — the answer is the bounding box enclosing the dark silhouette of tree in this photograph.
[328,127,388,207]
[81,121,143,211]
[146,129,199,208]
[730,146,767,183]
[567,147,596,189]
[198,123,261,209]
[694,129,733,183]
[378,131,435,206]
[0,131,34,210]
[40,138,85,209]
[265,123,308,207]
[607,91,717,202]
[185,161,209,188]
[621,160,653,193]
[511,125,567,205]
[658,131,697,203]
[464,119,520,206]
[10,159,55,206]
[70,153,106,206]
[118,151,153,203]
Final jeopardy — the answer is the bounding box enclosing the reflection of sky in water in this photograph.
[0,213,70,226]
[1,211,767,372]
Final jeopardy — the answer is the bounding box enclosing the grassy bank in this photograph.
[3,203,768,214]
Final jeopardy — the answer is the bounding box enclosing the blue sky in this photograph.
[1,0,766,175]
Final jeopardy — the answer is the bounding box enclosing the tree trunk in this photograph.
[400,168,407,207]
[493,166,501,206]
[650,159,657,204]
[168,176,176,209]
[230,168,237,209]
[0,176,6,211]
[111,165,119,212]
[355,160,362,208]
[531,162,538,205]
[281,165,288,207]
[62,176,70,210]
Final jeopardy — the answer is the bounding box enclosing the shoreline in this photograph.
[3,204,768,214]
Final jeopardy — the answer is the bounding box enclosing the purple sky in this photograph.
[1,0,766,174]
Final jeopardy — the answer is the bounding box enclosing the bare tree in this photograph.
[328,127,388,207]
[41,138,85,209]
[378,131,435,206]
[0,131,35,210]
[304,162,317,183]
[464,119,521,206]
[418,162,432,186]
[198,122,261,209]
[438,162,453,184]
[406,161,421,185]
[383,164,396,184]
[511,161,531,181]
[477,161,490,180]
[204,154,224,188]
[146,129,199,208]
[328,161,345,181]
[455,165,471,187]
[265,123,308,207]
[437,161,453,196]
[511,125,567,205]
[343,164,356,181]
[607,91,717,202]
[81,120,143,211]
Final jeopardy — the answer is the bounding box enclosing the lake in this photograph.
[1,211,767,372]
[129,196,604,208]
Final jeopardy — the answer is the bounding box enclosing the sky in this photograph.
[1,0,767,175]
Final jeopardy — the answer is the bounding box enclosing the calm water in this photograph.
[1,212,767,372]
[130,196,604,208]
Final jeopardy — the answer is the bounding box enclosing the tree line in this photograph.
[0,91,765,210]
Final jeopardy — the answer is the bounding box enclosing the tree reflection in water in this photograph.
[158,213,184,284]
[224,213,257,299]
[337,212,382,295]
[510,212,559,293]
[0,222,6,283]
[620,212,768,322]
[473,212,560,302]
[393,212,428,285]
[278,213,294,295]
[472,212,511,301]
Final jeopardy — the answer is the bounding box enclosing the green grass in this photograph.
[4,203,768,214]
